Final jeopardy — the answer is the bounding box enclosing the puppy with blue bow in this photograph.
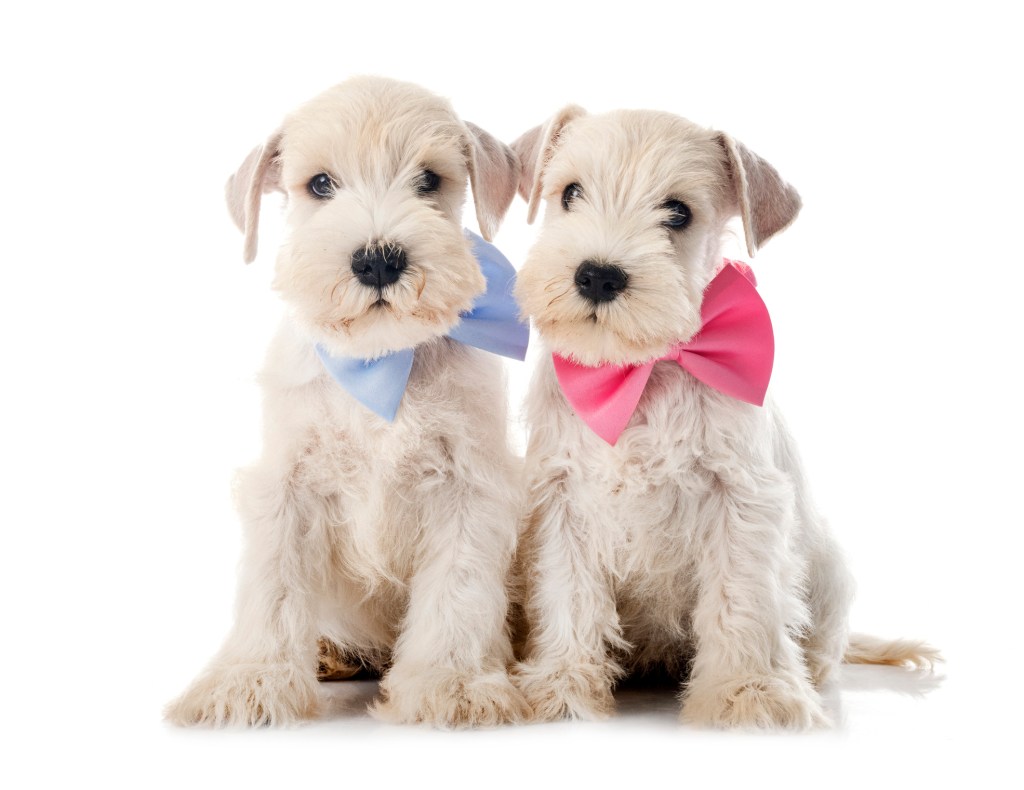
[166,77,530,727]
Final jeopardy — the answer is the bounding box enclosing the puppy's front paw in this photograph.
[373,667,530,728]
[514,661,616,721]
[165,662,320,727]
[682,672,827,730]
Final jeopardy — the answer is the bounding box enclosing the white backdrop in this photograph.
[2,1,1021,787]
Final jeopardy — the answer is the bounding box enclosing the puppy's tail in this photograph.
[844,633,942,672]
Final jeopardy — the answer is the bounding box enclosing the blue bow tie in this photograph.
[315,230,529,421]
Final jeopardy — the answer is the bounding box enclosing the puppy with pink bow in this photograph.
[510,106,936,728]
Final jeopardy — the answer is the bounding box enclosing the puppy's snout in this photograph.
[574,261,628,304]
[351,243,408,288]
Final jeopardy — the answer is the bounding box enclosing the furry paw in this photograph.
[165,662,320,727]
[801,631,848,688]
[805,650,842,688]
[372,667,530,728]
[682,673,828,730]
[317,639,372,681]
[514,661,616,721]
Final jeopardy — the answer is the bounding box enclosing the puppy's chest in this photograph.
[575,366,741,560]
[297,406,432,582]
[303,403,426,499]
[588,440,704,562]
[299,358,485,513]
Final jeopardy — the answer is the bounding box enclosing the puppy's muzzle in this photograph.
[351,243,408,289]
[574,261,628,304]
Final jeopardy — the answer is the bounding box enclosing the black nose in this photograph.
[574,261,628,303]
[351,243,407,288]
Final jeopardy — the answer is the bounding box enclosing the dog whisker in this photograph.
[546,285,574,309]
[542,276,568,294]
[330,277,353,305]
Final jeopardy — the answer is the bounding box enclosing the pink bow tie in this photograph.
[552,260,774,445]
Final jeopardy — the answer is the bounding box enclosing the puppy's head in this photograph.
[512,107,800,366]
[227,76,520,358]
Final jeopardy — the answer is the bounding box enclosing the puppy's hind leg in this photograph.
[165,463,329,727]
[772,411,854,687]
[800,527,855,687]
[317,638,376,680]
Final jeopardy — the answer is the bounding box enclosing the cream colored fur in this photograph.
[165,77,528,728]
[511,108,935,730]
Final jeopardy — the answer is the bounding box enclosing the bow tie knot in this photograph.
[553,260,774,445]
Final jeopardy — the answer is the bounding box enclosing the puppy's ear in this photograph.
[463,122,521,242]
[225,132,284,264]
[511,105,586,224]
[717,133,802,257]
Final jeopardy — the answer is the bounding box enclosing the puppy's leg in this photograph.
[682,462,827,730]
[317,639,370,680]
[772,411,854,687]
[514,471,624,721]
[372,460,529,727]
[801,529,854,686]
[165,463,327,726]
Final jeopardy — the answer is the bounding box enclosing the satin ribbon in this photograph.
[553,260,773,444]
[316,230,528,421]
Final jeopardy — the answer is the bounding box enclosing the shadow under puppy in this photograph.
[166,77,530,727]
[510,106,936,728]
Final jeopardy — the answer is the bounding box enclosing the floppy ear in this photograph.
[510,105,586,224]
[717,133,802,257]
[225,131,284,264]
[463,122,521,242]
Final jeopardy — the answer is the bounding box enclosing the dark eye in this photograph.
[661,200,692,229]
[417,169,441,194]
[308,173,335,199]
[561,182,583,211]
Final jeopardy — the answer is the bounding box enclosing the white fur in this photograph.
[165,77,528,728]
[512,109,856,729]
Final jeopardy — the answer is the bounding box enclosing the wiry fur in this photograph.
[511,108,936,730]
[844,634,941,671]
[165,77,529,728]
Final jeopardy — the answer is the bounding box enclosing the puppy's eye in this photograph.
[308,173,336,200]
[562,182,583,211]
[417,169,441,194]
[661,200,692,230]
